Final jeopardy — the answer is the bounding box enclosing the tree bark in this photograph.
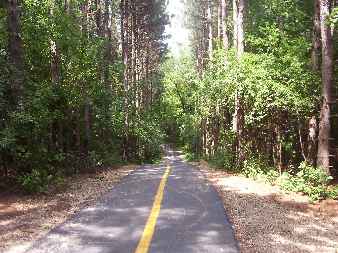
[232,0,238,49]
[236,0,245,56]
[207,0,213,59]
[233,0,245,165]
[7,0,24,109]
[312,0,321,71]
[308,116,318,166]
[121,0,130,160]
[81,0,92,154]
[221,0,229,50]
[50,4,61,87]
[317,0,334,174]
[218,0,222,39]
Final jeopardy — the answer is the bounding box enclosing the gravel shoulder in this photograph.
[195,161,338,253]
[0,165,136,253]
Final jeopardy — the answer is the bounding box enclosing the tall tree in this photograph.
[317,0,335,174]
[312,0,321,71]
[7,0,24,109]
[221,0,229,50]
[207,0,213,59]
[233,0,245,164]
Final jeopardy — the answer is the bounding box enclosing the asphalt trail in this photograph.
[24,151,239,253]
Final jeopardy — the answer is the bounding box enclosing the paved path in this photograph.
[24,151,239,253]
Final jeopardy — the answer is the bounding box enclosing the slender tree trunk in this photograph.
[221,0,229,50]
[50,1,64,152]
[84,98,91,153]
[232,0,238,49]
[207,0,213,59]
[317,0,334,174]
[233,0,245,165]
[276,123,283,173]
[100,0,114,93]
[81,0,92,154]
[64,0,70,13]
[308,116,318,165]
[312,0,321,71]
[218,0,222,39]
[121,0,130,160]
[237,0,245,56]
[234,91,245,164]
[50,41,60,87]
[95,0,103,36]
[7,0,24,109]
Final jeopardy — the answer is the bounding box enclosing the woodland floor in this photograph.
[0,165,136,253]
[196,160,338,253]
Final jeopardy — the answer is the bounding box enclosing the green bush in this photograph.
[326,186,338,200]
[18,169,52,193]
[265,170,280,184]
[240,158,334,202]
[208,149,235,171]
[18,168,66,194]
[184,151,199,162]
[278,162,333,202]
[242,156,276,181]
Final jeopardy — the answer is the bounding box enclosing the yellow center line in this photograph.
[134,165,171,253]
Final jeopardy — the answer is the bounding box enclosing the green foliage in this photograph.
[328,7,338,25]
[134,110,165,162]
[18,169,52,193]
[208,149,236,171]
[278,162,333,202]
[184,150,200,162]
[163,0,335,202]
[242,156,278,183]
[326,185,338,200]
[1,0,169,191]
[18,168,65,194]
[239,159,334,202]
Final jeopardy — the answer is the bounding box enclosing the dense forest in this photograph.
[0,0,338,200]
[0,0,168,191]
[161,0,338,200]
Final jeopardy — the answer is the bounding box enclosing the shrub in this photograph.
[185,151,199,161]
[241,159,334,202]
[326,185,338,200]
[18,169,52,193]
[242,156,276,181]
[278,162,333,202]
[208,149,235,171]
[18,168,65,193]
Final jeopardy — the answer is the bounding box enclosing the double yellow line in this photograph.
[134,165,171,253]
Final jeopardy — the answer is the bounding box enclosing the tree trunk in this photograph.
[81,0,92,154]
[84,98,91,153]
[221,0,229,50]
[308,116,318,166]
[218,0,222,39]
[236,0,245,56]
[275,123,283,174]
[234,91,245,165]
[121,0,130,160]
[102,0,113,91]
[64,0,70,13]
[207,0,213,59]
[7,0,24,109]
[312,0,321,71]
[317,0,334,175]
[232,0,238,49]
[233,0,245,165]
[49,1,64,152]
